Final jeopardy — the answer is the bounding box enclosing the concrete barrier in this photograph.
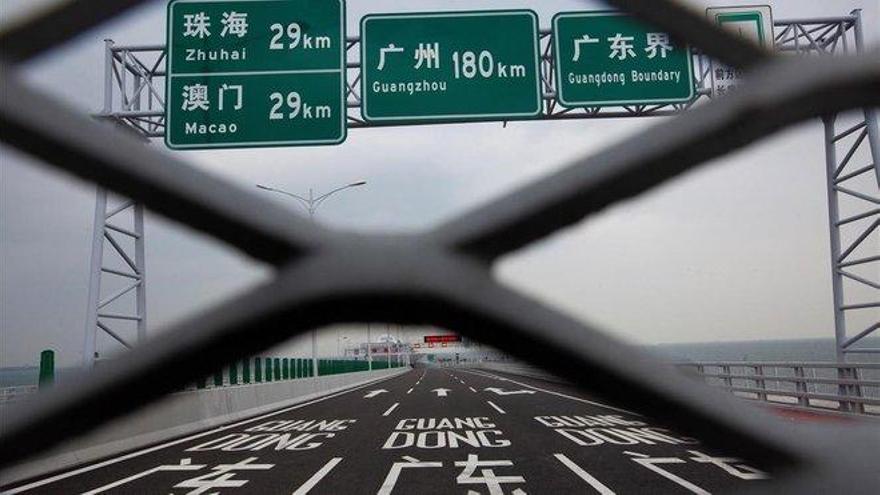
[2,367,409,484]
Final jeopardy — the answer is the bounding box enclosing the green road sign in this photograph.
[553,11,694,107]
[361,10,542,123]
[706,6,773,98]
[165,0,345,149]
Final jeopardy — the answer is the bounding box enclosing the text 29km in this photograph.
[269,22,332,50]
[269,92,333,121]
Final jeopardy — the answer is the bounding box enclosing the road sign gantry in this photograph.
[165,0,346,149]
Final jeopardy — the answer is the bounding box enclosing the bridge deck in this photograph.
[4,368,777,494]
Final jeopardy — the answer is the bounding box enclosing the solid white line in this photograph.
[81,461,204,494]
[486,401,506,414]
[291,457,343,495]
[2,373,406,494]
[554,454,616,495]
[459,369,639,415]
[469,387,477,393]
[406,388,413,394]
[382,403,400,416]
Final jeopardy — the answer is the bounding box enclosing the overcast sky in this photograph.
[1,0,878,367]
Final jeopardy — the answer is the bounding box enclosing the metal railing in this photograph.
[0,386,38,406]
[679,362,880,415]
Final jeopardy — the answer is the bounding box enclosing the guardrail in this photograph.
[677,361,880,416]
[1,357,407,404]
[0,385,38,405]
[2,366,410,485]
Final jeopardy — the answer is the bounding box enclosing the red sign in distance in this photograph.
[424,334,462,344]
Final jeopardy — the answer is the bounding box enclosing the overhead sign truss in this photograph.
[90,12,879,367]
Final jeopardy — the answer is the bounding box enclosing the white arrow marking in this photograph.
[432,388,451,397]
[484,387,536,396]
[364,389,388,398]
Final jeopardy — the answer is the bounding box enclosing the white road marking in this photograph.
[460,369,639,415]
[364,389,388,398]
[554,454,616,494]
[486,401,506,414]
[291,457,342,495]
[484,387,536,396]
[432,388,451,397]
[469,387,477,393]
[378,456,442,495]
[406,388,413,394]
[624,451,710,494]
[383,403,400,416]
[2,372,407,494]
[81,458,205,494]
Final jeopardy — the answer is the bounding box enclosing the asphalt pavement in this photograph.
[2,367,771,494]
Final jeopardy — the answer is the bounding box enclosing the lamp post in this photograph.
[256,181,366,221]
[256,181,366,377]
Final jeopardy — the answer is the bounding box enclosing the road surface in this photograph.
[3,368,770,494]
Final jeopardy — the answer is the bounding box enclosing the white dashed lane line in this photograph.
[382,402,400,417]
[486,401,506,414]
[291,457,343,495]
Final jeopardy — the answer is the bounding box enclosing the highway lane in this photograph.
[2,368,770,494]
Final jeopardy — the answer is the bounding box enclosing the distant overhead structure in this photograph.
[85,8,878,368]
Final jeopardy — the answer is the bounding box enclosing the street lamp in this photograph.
[256,180,367,377]
[256,181,367,221]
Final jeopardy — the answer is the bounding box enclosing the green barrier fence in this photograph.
[254,357,262,382]
[192,356,403,390]
[38,349,54,390]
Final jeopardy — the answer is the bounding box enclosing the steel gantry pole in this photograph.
[815,10,879,412]
[256,181,367,377]
[82,188,107,368]
[823,116,847,364]
[133,203,147,342]
[83,40,149,368]
[851,10,880,188]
